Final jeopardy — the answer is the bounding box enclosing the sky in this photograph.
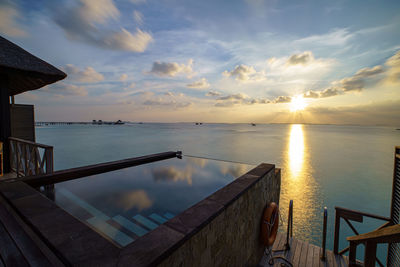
[1,0,400,125]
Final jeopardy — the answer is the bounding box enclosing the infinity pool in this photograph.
[49,155,254,247]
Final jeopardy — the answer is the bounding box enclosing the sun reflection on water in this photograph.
[289,124,304,178]
[280,124,322,244]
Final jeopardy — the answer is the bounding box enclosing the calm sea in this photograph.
[36,123,399,259]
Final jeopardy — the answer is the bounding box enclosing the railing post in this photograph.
[15,141,19,177]
[285,200,293,250]
[45,147,53,174]
[349,241,357,267]
[333,207,340,254]
[321,207,327,261]
[364,242,377,267]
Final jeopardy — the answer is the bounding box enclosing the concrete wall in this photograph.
[10,104,35,142]
[158,164,281,267]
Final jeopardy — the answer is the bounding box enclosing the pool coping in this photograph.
[0,152,275,266]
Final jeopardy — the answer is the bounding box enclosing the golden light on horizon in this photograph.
[288,124,304,178]
[290,95,307,112]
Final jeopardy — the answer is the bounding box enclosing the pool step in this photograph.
[149,213,168,224]
[87,217,133,247]
[133,214,159,230]
[58,188,110,220]
[113,215,148,237]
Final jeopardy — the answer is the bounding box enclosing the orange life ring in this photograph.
[261,202,279,247]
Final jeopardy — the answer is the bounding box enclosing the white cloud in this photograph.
[120,74,128,81]
[63,64,104,83]
[130,0,146,4]
[187,78,210,89]
[286,51,314,66]
[273,96,292,103]
[133,10,144,25]
[206,90,221,97]
[384,50,400,85]
[54,0,153,52]
[223,64,265,82]
[0,2,26,37]
[148,59,194,77]
[215,93,270,107]
[304,65,385,98]
[294,28,353,47]
[43,82,88,96]
[104,28,153,52]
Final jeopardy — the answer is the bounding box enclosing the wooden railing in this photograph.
[9,137,53,177]
[348,224,400,267]
[333,206,391,267]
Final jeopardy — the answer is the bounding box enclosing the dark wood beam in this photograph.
[0,74,11,173]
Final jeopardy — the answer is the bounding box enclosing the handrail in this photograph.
[348,224,400,267]
[321,207,327,261]
[333,206,390,267]
[9,137,52,149]
[8,137,54,177]
[347,224,400,244]
[284,199,293,250]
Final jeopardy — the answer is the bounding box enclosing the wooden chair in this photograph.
[333,146,400,267]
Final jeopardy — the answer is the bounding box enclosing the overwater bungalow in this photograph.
[0,37,399,267]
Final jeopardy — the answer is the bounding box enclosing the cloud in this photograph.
[133,10,143,25]
[384,50,400,85]
[0,1,26,37]
[152,166,193,185]
[294,28,353,46]
[43,82,88,96]
[120,74,128,81]
[223,64,265,82]
[273,96,292,103]
[308,100,400,126]
[215,93,270,107]
[206,90,221,97]
[130,0,146,3]
[217,93,248,101]
[113,190,152,211]
[148,59,194,77]
[187,78,210,89]
[287,51,314,66]
[304,65,385,98]
[54,0,152,52]
[63,64,104,83]
[143,99,192,108]
[141,92,192,109]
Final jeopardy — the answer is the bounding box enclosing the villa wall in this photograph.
[158,164,281,267]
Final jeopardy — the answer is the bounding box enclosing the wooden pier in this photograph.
[260,232,350,267]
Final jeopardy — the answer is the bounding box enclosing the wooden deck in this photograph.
[259,233,350,267]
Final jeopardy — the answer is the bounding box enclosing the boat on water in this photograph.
[251,123,256,126]
[114,120,125,125]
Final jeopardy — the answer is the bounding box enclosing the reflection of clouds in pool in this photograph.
[152,166,193,185]
[186,157,208,168]
[113,190,153,211]
[219,163,249,178]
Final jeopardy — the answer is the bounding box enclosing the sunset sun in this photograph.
[290,95,307,112]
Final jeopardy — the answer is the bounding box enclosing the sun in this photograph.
[290,95,307,112]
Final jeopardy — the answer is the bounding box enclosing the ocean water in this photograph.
[36,123,399,259]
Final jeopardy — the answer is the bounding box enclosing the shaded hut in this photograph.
[0,36,66,173]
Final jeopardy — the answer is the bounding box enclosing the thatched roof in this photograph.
[0,36,67,96]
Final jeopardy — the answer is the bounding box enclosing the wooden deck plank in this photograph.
[0,220,28,267]
[299,240,309,266]
[312,244,321,267]
[0,200,53,267]
[259,235,349,267]
[306,243,315,267]
[293,238,303,266]
[287,237,298,265]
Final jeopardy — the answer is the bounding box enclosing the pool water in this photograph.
[50,155,254,246]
